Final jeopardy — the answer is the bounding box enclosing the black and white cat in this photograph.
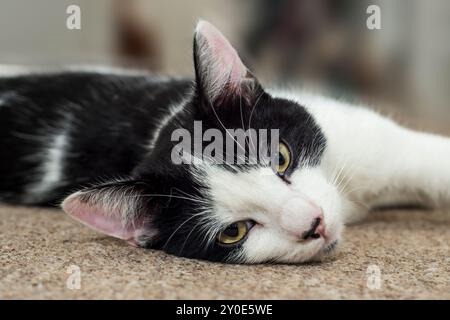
[1,21,449,263]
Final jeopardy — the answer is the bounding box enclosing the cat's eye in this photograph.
[276,142,291,175]
[217,220,254,245]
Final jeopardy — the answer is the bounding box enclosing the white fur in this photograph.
[26,131,68,201]
[147,99,186,151]
[271,89,450,220]
[0,92,17,108]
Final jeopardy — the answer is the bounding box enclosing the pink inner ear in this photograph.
[196,21,247,91]
[62,194,140,243]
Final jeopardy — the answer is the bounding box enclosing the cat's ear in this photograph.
[193,20,263,107]
[61,180,158,247]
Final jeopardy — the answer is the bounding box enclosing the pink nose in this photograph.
[279,199,325,240]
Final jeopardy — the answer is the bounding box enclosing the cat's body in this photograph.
[0,71,190,205]
[1,21,449,263]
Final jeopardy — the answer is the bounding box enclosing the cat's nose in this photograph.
[302,216,326,240]
[280,199,325,239]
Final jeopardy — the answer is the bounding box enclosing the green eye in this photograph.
[217,221,253,245]
[276,142,291,175]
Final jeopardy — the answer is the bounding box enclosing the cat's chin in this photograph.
[309,238,341,262]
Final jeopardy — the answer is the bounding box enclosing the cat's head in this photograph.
[62,21,344,264]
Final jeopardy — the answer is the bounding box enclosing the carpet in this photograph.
[0,205,449,299]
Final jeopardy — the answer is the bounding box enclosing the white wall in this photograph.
[0,0,114,65]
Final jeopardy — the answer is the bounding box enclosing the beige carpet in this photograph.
[0,205,449,299]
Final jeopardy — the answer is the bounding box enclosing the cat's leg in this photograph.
[306,97,450,223]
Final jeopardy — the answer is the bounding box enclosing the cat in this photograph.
[1,21,449,263]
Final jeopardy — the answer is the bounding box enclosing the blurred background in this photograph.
[0,0,449,133]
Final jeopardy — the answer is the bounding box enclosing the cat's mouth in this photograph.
[302,239,340,263]
[322,239,339,255]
